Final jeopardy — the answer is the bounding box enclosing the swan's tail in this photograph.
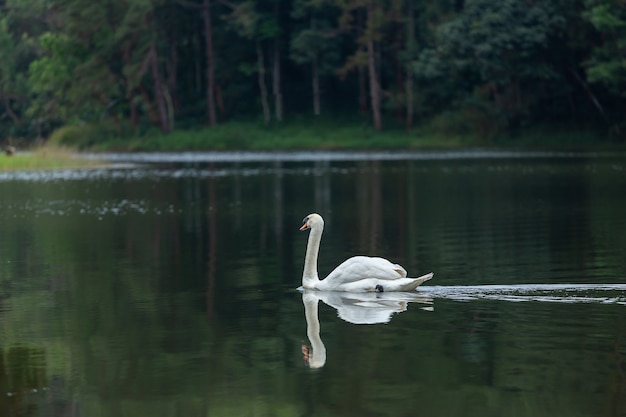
[405,272,434,291]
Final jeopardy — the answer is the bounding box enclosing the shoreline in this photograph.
[3,123,625,171]
[5,147,626,173]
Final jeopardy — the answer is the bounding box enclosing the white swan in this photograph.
[299,213,433,292]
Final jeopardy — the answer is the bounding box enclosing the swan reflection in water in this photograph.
[301,290,433,368]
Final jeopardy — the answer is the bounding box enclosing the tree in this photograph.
[225,0,284,125]
[27,32,102,130]
[0,0,622,142]
[365,0,383,131]
[179,0,219,126]
[584,0,626,96]
[25,0,179,134]
[290,0,340,116]
[416,0,566,131]
[403,0,417,129]
[0,16,31,136]
[203,0,218,126]
[0,0,51,137]
[118,0,177,133]
[336,0,399,131]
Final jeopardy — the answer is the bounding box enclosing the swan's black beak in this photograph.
[299,222,309,231]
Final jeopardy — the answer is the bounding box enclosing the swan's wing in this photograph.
[372,273,434,292]
[319,269,434,292]
[323,256,407,285]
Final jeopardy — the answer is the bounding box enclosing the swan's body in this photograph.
[300,213,433,292]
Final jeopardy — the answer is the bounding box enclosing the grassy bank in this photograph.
[75,121,618,152]
[49,118,479,151]
[84,123,464,151]
[3,124,621,171]
[2,121,620,172]
[21,118,625,155]
[0,145,102,171]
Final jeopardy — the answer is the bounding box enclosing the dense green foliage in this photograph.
[0,0,625,144]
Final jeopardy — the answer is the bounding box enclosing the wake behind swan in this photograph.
[416,283,626,304]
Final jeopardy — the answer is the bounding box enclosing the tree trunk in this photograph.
[357,9,368,115]
[358,66,368,114]
[2,94,19,125]
[216,85,225,116]
[405,73,413,130]
[273,37,283,122]
[395,57,403,120]
[167,32,179,111]
[138,85,159,125]
[149,45,171,133]
[569,68,608,123]
[311,15,320,116]
[164,86,175,131]
[405,1,415,130]
[129,91,138,129]
[203,0,217,126]
[122,44,139,130]
[257,42,271,125]
[194,34,202,93]
[312,56,320,116]
[129,94,138,129]
[367,39,382,130]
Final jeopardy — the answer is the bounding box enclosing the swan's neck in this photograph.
[303,223,322,288]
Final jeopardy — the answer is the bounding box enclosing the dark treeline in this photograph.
[0,0,624,141]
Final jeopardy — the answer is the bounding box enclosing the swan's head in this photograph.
[300,213,324,231]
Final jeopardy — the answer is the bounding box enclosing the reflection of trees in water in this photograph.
[406,160,418,274]
[457,308,496,386]
[133,159,433,292]
[0,346,80,417]
[607,317,626,417]
[314,160,331,214]
[206,164,216,322]
[357,160,383,254]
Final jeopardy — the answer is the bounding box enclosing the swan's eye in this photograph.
[302,216,309,224]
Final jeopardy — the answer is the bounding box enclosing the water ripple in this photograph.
[1,199,180,218]
[1,150,625,183]
[418,283,626,304]
[85,149,626,163]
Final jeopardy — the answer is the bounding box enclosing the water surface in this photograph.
[0,150,624,417]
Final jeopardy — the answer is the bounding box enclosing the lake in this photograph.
[0,150,625,417]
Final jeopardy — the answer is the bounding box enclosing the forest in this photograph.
[0,0,625,144]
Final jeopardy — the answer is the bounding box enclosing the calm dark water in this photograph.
[0,150,625,417]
